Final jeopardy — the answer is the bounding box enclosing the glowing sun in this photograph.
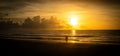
[69,15,78,27]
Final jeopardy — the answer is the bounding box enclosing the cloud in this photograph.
[0,0,28,12]
[0,0,119,11]
[0,0,65,13]
[0,0,119,17]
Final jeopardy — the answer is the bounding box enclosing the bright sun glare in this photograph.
[70,15,78,27]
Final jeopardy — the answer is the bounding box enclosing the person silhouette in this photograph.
[65,36,68,43]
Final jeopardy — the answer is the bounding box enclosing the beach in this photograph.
[0,0,120,55]
[0,38,120,56]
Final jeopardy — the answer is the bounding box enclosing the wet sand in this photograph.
[0,38,120,56]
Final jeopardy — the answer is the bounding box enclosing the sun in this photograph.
[69,15,78,27]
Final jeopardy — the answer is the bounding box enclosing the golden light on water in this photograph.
[70,30,77,39]
[71,30,76,35]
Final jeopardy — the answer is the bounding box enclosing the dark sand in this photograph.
[0,38,120,56]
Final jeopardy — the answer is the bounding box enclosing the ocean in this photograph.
[0,29,120,44]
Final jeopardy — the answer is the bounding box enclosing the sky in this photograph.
[0,0,120,30]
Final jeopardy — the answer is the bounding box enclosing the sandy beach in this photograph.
[0,38,120,56]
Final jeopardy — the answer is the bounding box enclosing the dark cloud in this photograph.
[0,0,28,13]
[0,0,65,16]
[0,0,119,17]
[0,0,119,11]
[0,0,62,12]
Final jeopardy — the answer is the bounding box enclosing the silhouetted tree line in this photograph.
[0,16,64,29]
[0,18,20,29]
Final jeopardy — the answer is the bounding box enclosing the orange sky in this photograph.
[0,0,119,30]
